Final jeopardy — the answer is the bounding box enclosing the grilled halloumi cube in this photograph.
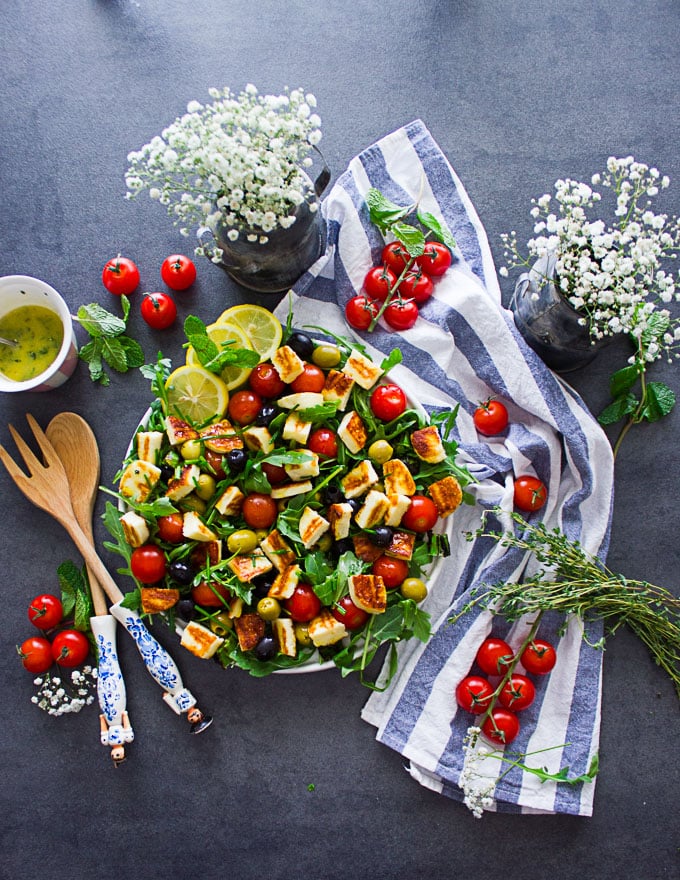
[342,350,383,390]
[119,510,150,547]
[199,419,243,453]
[272,345,305,383]
[119,460,162,504]
[190,540,222,568]
[165,415,199,446]
[322,370,354,410]
[136,431,164,465]
[354,490,389,529]
[259,529,296,571]
[299,506,330,549]
[228,548,274,582]
[427,475,463,517]
[282,412,313,444]
[180,620,224,659]
[352,534,383,563]
[182,510,218,542]
[272,617,297,657]
[328,502,353,540]
[270,480,314,499]
[385,530,416,561]
[234,613,266,651]
[411,425,446,463]
[268,563,301,599]
[348,574,387,614]
[165,464,200,501]
[285,451,319,481]
[341,459,378,498]
[140,587,180,614]
[277,391,325,410]
[382,458,416,496]
[243,425,274,454]
[337,410,368,454]
[214,485,245,517]
[384,493,412,527]
[308,609,347,647]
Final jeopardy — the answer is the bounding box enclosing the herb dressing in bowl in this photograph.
[0,305,64,381]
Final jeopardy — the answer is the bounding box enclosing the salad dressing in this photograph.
[0,305,64,381]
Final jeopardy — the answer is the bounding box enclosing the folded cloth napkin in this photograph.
[275,120,614,816]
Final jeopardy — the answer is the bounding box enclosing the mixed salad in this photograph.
[104,308,473,686]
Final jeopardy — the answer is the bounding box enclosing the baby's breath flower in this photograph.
[29,668,97,718]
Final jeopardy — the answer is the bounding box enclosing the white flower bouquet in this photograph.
[125,84,323,261]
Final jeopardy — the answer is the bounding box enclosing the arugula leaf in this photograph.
[380,348,403,373]
[119,588,141,610]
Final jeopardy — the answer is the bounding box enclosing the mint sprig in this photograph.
[183,314,260,374]
[74,296,145,385]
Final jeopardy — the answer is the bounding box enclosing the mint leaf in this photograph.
[74,587,94,632]
[640,381,676,422]
[598,393,638,426]
[417,210,457,250]
[365,188,413,231]
[101,337,131,372]
[57,560,85,618]
[390,222,426,256]
[76,300,144,384]
[118,336,145,368]
[609,364,639,398]
[75,303,127,338]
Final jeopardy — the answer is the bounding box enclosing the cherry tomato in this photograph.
[382,241,412,275]
[156,513,185,543]
[51,629,90,668]
[102,255,140,296]
[19,636,53,673]
[416,242,452,277]
[160,254,196,291]
[27,594,63,630]
[363,265,397,301]
[130,544,167,584]
[345,294,379,330]
[455,675,494,714]
[308,427,338,459]
[242,493,278,529]
[332,595,369,631]
[473,399,509,436]
[191,581,232,607]
[401,495,438,533]
[475,637,514,676]
[384,298,419,331]
[248,362,286,398]
[284,583,322,623]
[140,292,177,329]
[371,555,409,589]
[514,475,548,512]
[520,638,557,675]
[291,363,325,393]
[228,389,263,426]
[262,461,288,485]
[399,267,434,304]
[370,382,407,421]
[481,707,520,746]
[498,674,536,711]
[204,449,226,479]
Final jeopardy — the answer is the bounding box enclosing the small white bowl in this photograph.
[0,275,79,392]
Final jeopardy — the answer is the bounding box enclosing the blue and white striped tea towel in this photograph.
[276,120,614,816]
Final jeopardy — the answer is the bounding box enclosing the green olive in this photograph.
[257,597,281,621]
[210,612,233,637]
[195,473,217,500]
[400,577,428,603]
[368,439,394,464]
[180,438,202,460]
[227,529,259,555]
[312,343,342,369]
[316,533,333,553]
[180,494,207,514]
[294,622,313,646]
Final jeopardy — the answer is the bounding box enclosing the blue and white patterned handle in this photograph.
[91,614,134,752]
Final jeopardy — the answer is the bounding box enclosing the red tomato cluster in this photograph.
[455,635,557,746]
[18,593,90,674]
[345,240,452,332]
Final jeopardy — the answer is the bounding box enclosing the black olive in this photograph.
[177,598,196,620]
[373,526,394,547]
[323,485,345,505]
[160,464,175,483]
[255,404,278,427]
[347,498,362,515]
[254,635,277,661]
[168,561,195,586]
[331,537,353,558]
[287,330,315,359]
[251,576,275,599]
[226,448,247,472]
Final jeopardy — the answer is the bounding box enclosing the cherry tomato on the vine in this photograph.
[241,493,278,529]
[399,267,434,304]
[498,674,536,712]
[51,629,90,668]
[19,636,53,673]
[130,544,167,583]
[370,382,407,421]
[284,583,322,623]
[382,241,412,275]
[291,363,326,393]
[363,265,397,302]
[455,675,494,715]
[345,295,379,331]
[473,398,509,436]
[371,555,409,589]
[160,254,196,291]
[331,595,369,631]
[514,475,548,512]
[140,292,177,329]
[481,707,520,746]
[156,513,185,544]
[416,242,452,277]
[248,362,286,398]
[401,495,438,533]
[102,255,140,296]
[384,298,419,331]
[520,638,557,675]
[27,594,63,630]
[228,389,263,426]
[475,637,514,676]
[308,427,339,459]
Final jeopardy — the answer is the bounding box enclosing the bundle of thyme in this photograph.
[455,510,680,698]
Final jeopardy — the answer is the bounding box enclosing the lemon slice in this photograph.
[164,364,229,424]
[216,304,283,362]
[186,320,253,390]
